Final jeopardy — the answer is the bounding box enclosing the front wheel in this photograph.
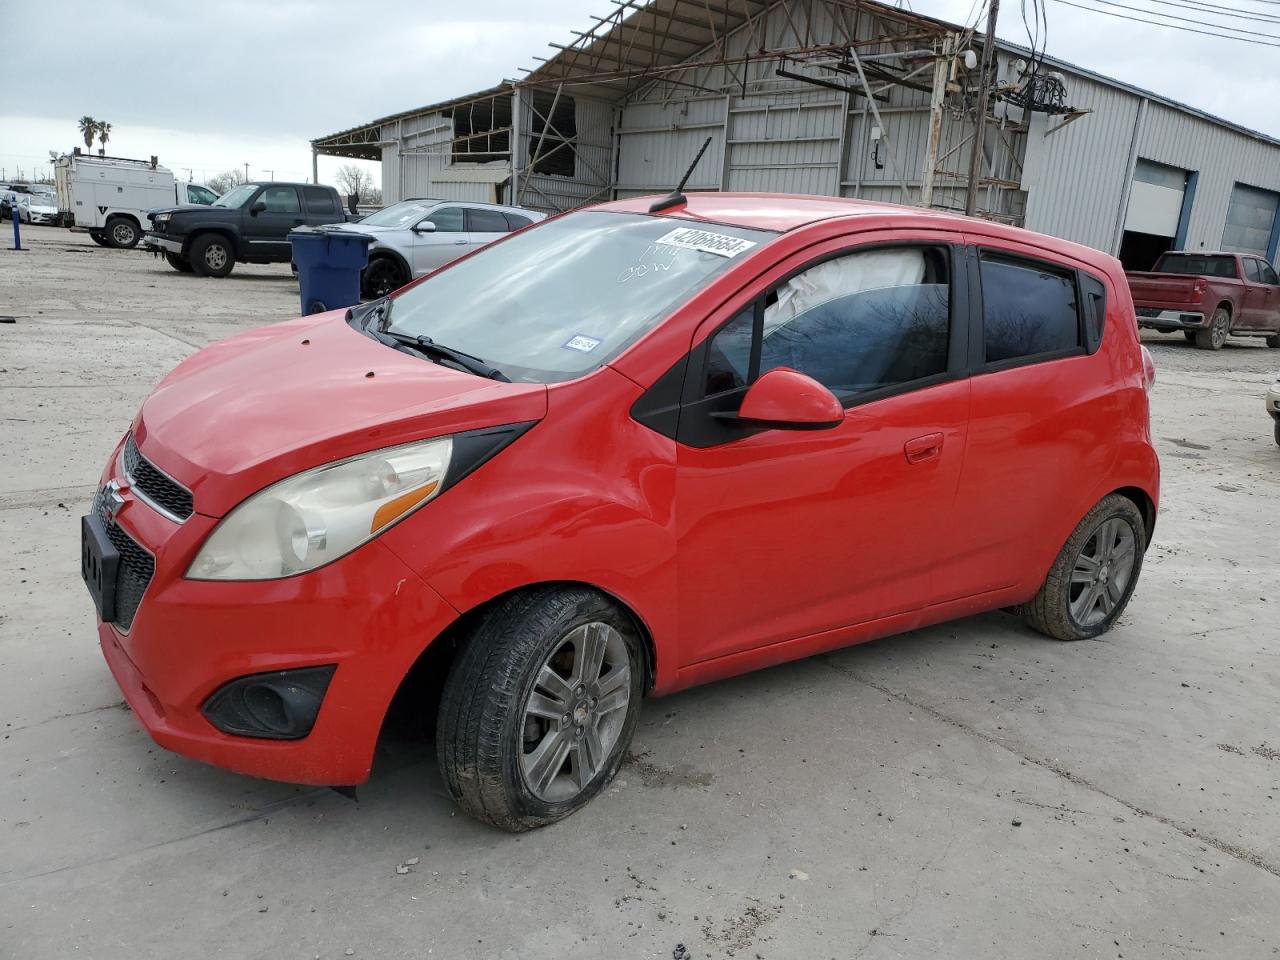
[1024,494,1147,641]
[89,231,110,247]
[1183,330,1197,344]
[189,234,235,277]
[437,587,644,831]
[1266,332,1280,349]
[1194,308,1230,350]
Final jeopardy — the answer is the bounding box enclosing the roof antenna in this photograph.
[649,136,713,214]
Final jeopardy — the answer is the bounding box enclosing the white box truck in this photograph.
[54,154,218,249]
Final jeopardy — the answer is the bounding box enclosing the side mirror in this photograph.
[249,200,266,215]
[723,368,844,430]
[413,220,437,233]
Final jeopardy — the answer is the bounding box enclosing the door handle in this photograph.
[904,433,944,464]
[292,218,304,225]
[453,240,468,245]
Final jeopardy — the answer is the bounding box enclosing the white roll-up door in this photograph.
[1222,183,1279,259]
[1124,160,1188,238]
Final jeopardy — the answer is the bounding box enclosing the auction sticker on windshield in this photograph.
[563,335,602,353]
[655,227,757,259]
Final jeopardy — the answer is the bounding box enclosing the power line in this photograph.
[1047,0,1280,43]
[1135,0,1280,24]
[1067,0,1280,35]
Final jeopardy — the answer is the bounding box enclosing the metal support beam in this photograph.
[845,44,914,205]
[965,0,999,216]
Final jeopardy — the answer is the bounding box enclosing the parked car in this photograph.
[1,182,33,220]
[143,181,346,276]
[1267,371,1280,445]
[18,193,59,225]
[1127,251,1280,350]
[82,193,1159,831]
[327,199,546,298]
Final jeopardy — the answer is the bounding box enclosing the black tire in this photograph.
[1194,307,1230,350]
[1274,418,1280,447]
[189,233,235,278]
[1267,332,1280,349]
[164,251,194,273]
[89,231,110,247]
[105,216,140,249]
[1183,330,1197,343]
[437,586,645,832]
[1024,494,1147,641]
[362,255,407,299]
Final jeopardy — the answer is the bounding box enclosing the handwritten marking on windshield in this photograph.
[617,243,679,283]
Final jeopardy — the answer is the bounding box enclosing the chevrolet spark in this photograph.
[82,194,1159,831]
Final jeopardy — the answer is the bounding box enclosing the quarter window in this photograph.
[504,212,533,230]
[980,255,1081,364]
[703,246,952,401]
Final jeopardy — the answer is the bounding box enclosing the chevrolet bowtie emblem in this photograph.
[104,479,127,519]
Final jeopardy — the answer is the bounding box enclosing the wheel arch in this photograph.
[1113,484,1157,545]
[379,580,658,745]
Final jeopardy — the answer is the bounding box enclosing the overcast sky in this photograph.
[2,0,1278,190]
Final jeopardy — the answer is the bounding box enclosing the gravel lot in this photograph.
[2,227,1278,959]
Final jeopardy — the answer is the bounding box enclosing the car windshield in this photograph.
[360,200,441,229]
[188,185,216,204]
[1153,254,1237,278]
[385,210,774,383]
[212,184,257,209]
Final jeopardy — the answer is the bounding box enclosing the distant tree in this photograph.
[48,150,61,166]
[96,121,112,156]
[206,169,245,195]
[78,116,98,151]
[334,164,374,204]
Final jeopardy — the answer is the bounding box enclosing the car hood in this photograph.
[133,312,548,517]
[328,221,397,234]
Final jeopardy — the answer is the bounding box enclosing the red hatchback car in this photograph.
[82,194,1159,830]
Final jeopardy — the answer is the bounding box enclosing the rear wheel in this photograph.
[164,251,193,273]
[1266,332,1280,348]
[1024,494,1146,641]
[362,256,407,299]
[437,587,644,831]
[1194,308,1230,350]
[105,216,140,249]
[190,234,234,278]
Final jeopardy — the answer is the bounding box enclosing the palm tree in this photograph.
[78,116,97,151]
[96,121,112,156]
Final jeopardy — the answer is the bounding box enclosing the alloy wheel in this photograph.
[519,621,631,802]
[1211,311,1229,348]
[1068,517,1137,627]
[205,245,228,271]
[112,222,135,245]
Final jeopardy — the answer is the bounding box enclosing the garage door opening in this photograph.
[1119,160,1195,271]
[1221,182,1280,262]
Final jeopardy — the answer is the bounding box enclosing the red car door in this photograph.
[670,231,971,667]
[942,236,1121,600]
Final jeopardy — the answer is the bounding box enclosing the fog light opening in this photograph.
[202,665,336,740]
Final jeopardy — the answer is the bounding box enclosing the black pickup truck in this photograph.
[144,181,346,277]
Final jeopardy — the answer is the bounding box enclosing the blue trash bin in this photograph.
[288,227,375,315]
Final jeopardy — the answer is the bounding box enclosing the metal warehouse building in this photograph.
[312,0,1280,270]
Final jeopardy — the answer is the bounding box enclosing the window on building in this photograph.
[981,254,1081,364]
[449,95,511,165]
[529,90,577,178]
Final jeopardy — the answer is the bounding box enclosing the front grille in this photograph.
[124,435,193,521]
[93,490,155,632]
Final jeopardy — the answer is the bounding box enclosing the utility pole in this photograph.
[265,169,274,180]
[965,0,999,217]
[243,162,250,183]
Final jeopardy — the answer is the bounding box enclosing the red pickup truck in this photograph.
[1127,252,1280,350]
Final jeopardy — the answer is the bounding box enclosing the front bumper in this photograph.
[1266,383,1280,418]
[144,232,183,254]
[89,440,460,785]
[1135,307,1207,330]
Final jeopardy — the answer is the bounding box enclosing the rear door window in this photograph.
[1261,262,1280,285]
[468,208,510,233]
[1243,258,1263,283]
[258,186,300,213]
[303,186,337,214]
[979,254,1081,365]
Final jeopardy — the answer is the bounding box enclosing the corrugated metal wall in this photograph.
[514,92,615,213]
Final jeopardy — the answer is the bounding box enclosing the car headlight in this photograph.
[188,437,452,580]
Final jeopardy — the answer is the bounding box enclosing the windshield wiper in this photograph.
[374,328,510,382]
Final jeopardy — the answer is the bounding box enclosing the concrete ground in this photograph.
[1,228,1278,960]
